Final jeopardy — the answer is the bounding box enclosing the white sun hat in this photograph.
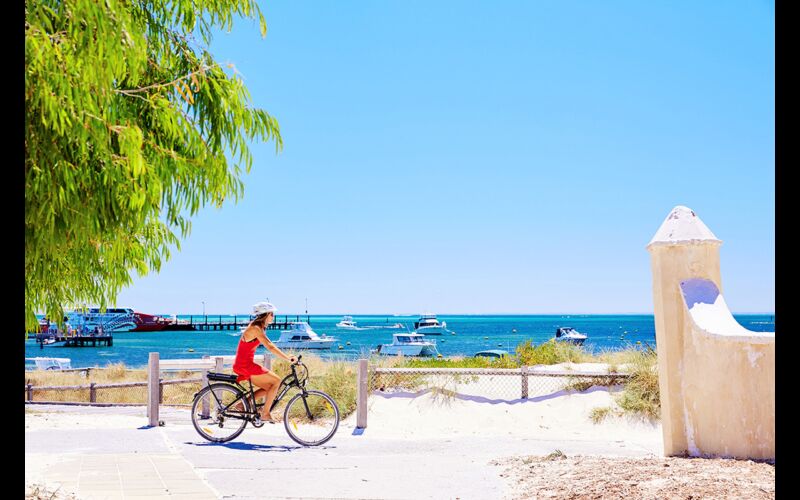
[252,301,278,316]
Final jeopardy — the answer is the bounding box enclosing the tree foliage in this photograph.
[25,0,281,329]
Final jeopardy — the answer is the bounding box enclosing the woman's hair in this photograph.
[251,311,273,329]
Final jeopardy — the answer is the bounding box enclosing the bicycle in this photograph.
[190,355,340,446]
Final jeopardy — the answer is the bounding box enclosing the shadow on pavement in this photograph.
[184,441,337,453]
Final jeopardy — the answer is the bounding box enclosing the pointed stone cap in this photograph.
[647,206,722,249]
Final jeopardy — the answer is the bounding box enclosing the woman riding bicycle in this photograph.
[233,301,296,424]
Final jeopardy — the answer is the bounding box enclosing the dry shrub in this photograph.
[25,363,186,404]
[615,348,660,420]
[268,352,358,418]
[589,406,619,423]
[516,339,585,365]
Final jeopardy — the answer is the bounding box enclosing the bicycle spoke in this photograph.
[283,390,339,446]
[191,384,250,443]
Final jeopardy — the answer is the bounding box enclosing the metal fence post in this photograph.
[89,382,96,403]
[521,366,529,399]
[147,352,159,426]
[356,359,368,429]
[159,379,164,404]
[201,355,211,418]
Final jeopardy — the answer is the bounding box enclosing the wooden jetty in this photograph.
[34,333,113,349]
[64,335,113,347]
[188,315,311,331]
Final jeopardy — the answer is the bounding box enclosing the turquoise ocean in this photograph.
[25,314,775,369]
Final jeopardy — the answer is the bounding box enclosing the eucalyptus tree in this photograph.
[25,0,281,329]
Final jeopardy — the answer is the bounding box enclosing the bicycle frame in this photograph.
[207,363,308,421]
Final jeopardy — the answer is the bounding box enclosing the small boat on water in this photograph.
[40,336,67,347]
[25,357,72,370]
[413,313,452,335]
[474,349,509,359]
[272,322,337,350]
[336,316,359,329]
[374,333,438,357]
[554,327,587,345]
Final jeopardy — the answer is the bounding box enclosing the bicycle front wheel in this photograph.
[191,383,250,443]
[283,390,340,446]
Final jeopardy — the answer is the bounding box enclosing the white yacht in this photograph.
[413,313,451,335]
[374,333,438,357]
[336,316,359,329]
[554,327,588,346]
[25,357,72,370]
[272,322,337,350]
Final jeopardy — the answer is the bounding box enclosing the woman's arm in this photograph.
[253,329,296,362]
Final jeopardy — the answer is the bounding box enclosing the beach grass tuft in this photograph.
[545,449,567,460]
[515,339,585,365]
[589,406,616,423]
[614,348,660,420]
[397,355,517,369]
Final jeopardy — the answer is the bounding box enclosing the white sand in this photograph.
[529,362,629,373]
[347,364,661,451]
[352,386,659,443]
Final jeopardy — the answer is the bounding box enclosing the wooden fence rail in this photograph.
[24,377,203,403]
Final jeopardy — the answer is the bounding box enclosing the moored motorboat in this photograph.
[336,316,359,329]
[554,327,587,345]
[40,336,67,347]
[374,333,438,356]
[413,313,452,335]
[272,322,337,350]
[25,357,72,370]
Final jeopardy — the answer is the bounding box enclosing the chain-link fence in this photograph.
[370,367,628,402]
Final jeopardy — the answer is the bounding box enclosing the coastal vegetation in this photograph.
[25,0,281,330]
[589,347,660,422]
[25,343,660,420]
[393,339,653,369]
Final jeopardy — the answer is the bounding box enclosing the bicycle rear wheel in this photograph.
[283,390,340,446]
[191,383,250,443]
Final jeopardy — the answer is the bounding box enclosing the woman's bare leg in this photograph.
[250,372,281,420]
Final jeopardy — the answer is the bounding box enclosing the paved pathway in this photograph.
[40,453,217,499]
[26,405,661,499]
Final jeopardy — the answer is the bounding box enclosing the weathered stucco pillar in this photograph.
[647,206,775,459]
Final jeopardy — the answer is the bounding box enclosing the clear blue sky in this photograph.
[117,0,774,315]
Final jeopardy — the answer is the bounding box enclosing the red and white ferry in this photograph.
[62,308,171,332]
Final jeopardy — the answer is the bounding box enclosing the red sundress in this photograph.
[232,334,267,382]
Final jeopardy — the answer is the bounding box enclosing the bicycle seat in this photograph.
[207,372,238,383]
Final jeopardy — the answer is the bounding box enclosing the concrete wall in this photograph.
[647,206,774,459]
